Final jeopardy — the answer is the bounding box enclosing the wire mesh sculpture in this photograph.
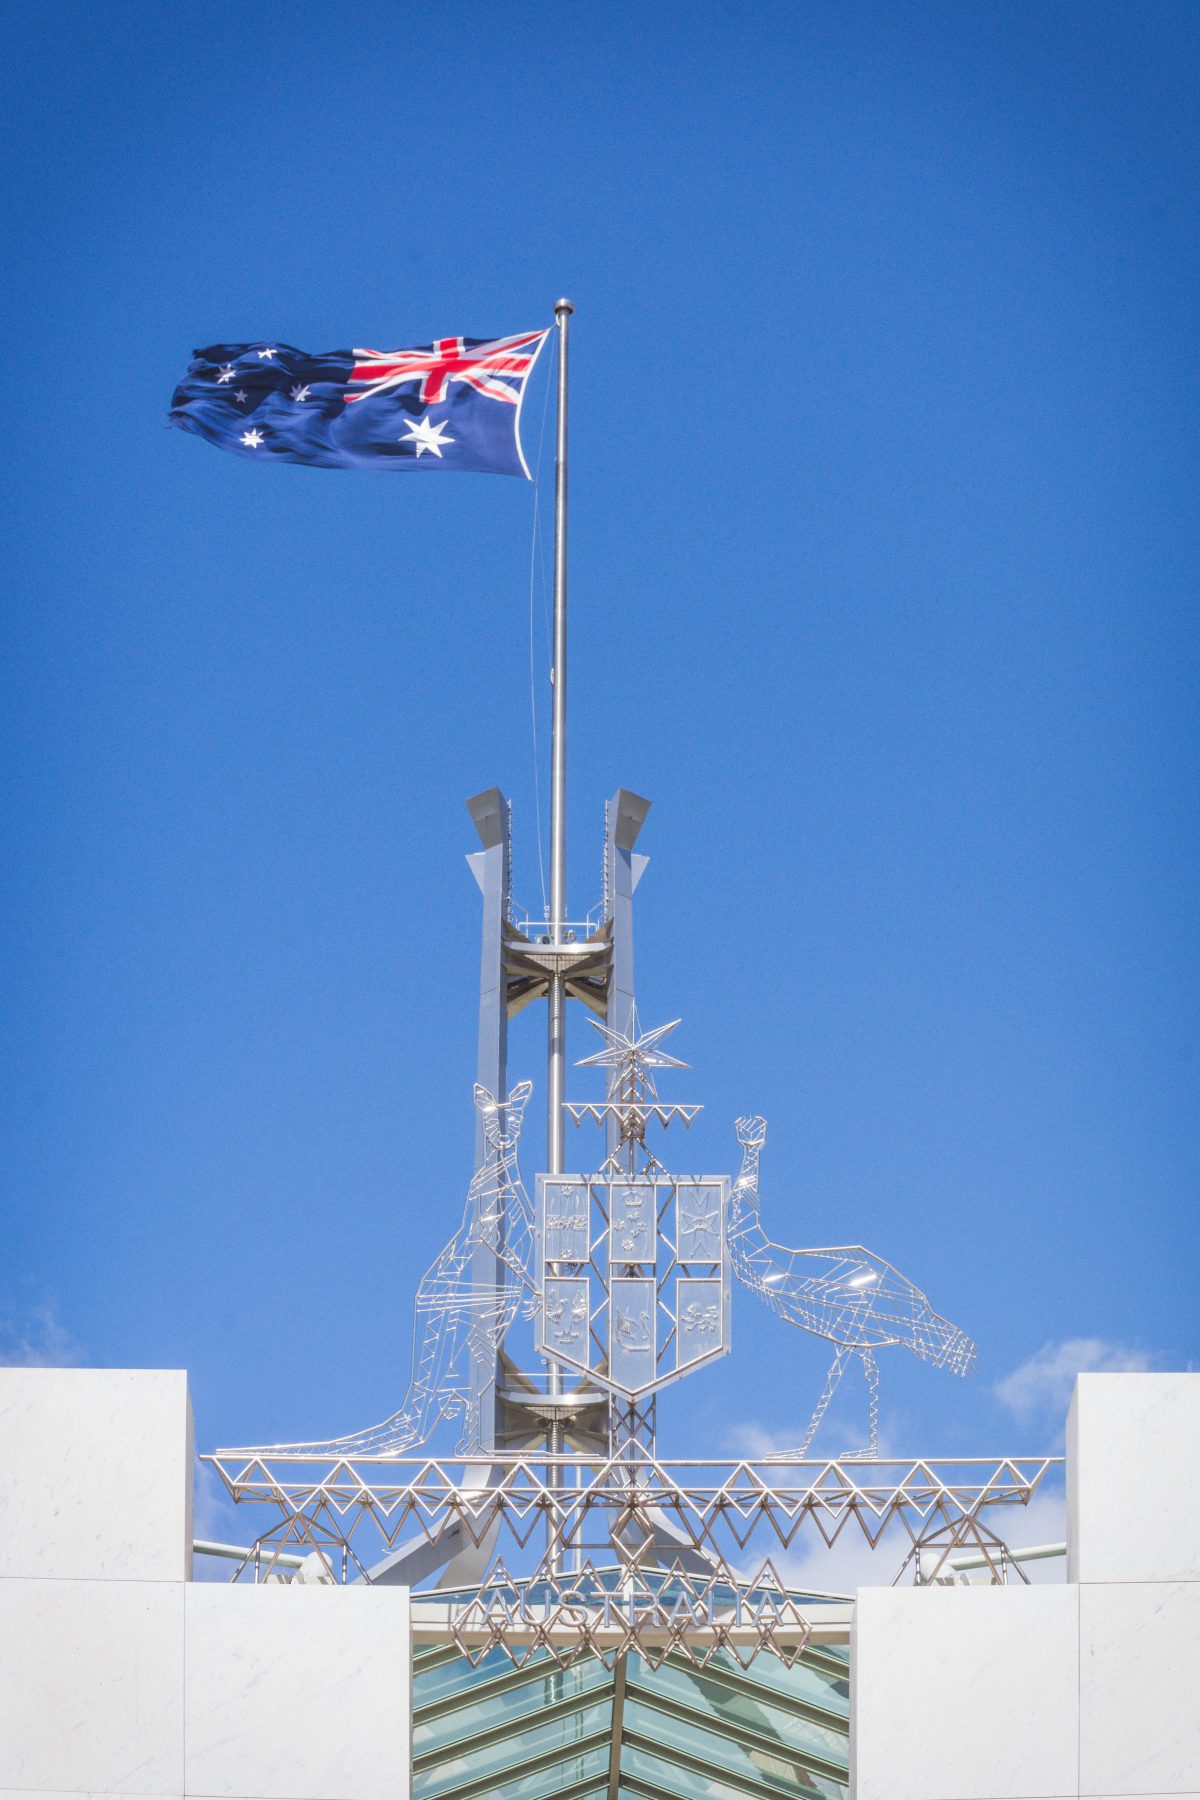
[222,1015,974,1470]
[728,1115,976,1458]
[228,1080,536,1458]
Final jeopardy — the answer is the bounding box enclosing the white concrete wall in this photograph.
[0,1369,411,1800]
[0,1577,185,1796]
[1067,1373,1200,1586]
[852,1372,1200,1800]
[0,1368,194,1583]
[1079,1582,1200,1797]
[8,1365,1197,1800]
[185,1584,411,1800]
[852,1586,1079,1800]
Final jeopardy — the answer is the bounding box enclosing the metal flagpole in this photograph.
[544,296,573,1566]
[547,297,572,1180]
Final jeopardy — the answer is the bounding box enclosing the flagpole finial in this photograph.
[555,297,575,316]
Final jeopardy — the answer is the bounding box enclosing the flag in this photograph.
[168,331,550,478]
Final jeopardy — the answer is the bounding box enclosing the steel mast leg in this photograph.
[465,788,511,1454]
[605,787,652,1459]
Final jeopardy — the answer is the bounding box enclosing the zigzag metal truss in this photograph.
[202,1448,1060,1666]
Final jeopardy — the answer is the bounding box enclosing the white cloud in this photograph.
[728,1421,807,1459]
[728,1411,900,1462]
[750,1533,905,1596]
[0,1302,83,1368]
[993,1337,1154,1427]
[988,1487,1068,1583]
[733,1483,1070,1598]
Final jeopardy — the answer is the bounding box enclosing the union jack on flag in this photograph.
[169,327,551,477]
[346,332,546,408]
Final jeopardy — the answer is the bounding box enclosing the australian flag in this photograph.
[169,330,550,478]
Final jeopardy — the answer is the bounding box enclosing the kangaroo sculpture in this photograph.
[237,1080,536,1459]
[729,1116,975,1458]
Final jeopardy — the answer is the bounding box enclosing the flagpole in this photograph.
[547,297,572,1181]
[545,297,573,1557]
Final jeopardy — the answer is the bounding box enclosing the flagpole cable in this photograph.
[545,297,573,1570]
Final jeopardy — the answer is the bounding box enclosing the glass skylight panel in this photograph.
[411,1644,849,1800]
[620,1741,843,1800]
[622,1695,844,1797]
[693,1646,851,1713]
[630,1655,848,1756]
[414,1646,525,1708]
[414,1697,611,1800]
[414,1655,608,1754]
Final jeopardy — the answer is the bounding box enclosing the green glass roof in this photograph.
[413,1635,849,1800]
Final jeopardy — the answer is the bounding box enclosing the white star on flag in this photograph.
[234,390,247,403]
[216,365,236,384]
[290,384,311,403]
[400,417,456,459]
[240,429,265,449]
[256,347,277,361]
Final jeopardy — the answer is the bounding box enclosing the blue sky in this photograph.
[2,2,1197,1567]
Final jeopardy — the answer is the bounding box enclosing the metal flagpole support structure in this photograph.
[544,298,574,1561]
[200,298,999,1641]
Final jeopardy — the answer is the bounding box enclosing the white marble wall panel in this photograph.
[184,1584,411,1800]
[852,1585,1079,1800]
[0,1579,184,1794]
[0,1370,193,1583]
[1079,1582,1200,1797]
[1068,1374,1200,1585]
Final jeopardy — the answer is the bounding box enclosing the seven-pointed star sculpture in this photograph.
[577,1006,688,1104]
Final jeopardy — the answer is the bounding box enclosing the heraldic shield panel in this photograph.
[536,1173,731,1398]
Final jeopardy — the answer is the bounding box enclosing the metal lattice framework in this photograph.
[727,1116,976,1458]
[203,1447,1059,1665]
[206,823,999,1674]
[443,1560,824,1671]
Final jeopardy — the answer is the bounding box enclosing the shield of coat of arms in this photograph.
[536,1172,731,1397]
